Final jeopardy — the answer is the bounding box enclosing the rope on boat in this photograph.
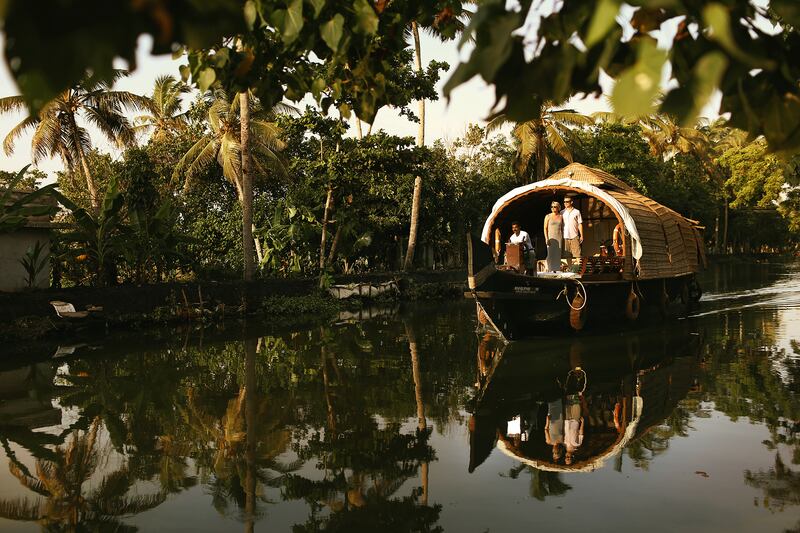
[556,279,588,311]
[558,367,588,394]
[566,367,588,394]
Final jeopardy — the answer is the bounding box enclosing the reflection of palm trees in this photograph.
[0,419,165,530]
[745,453,800,512]
[181,339,295,525]
[405,319,429,505]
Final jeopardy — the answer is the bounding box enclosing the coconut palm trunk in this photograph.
[405,319,428,505]
[69,115,99,210]
[403,21,425,272]
[240,91,255,282]
[534,121,547,182]
[244,338,257,533]
[319,185,334,282]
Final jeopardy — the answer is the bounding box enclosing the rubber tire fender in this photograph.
[625,290,640,321]
[569,293,587,331]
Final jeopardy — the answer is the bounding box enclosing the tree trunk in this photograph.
[722,198,729,254]
[319,186,334,287]
[244,338,257,533]
[403,21,425,272]
[252,224,263,264]
[355,118,364,140]
[240,91,255,281]
[327,222,343,266]
[405,319,428,505]
[535,123,546,183]
[70,116,99,211]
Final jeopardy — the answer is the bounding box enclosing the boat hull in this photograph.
[467,234,700,338]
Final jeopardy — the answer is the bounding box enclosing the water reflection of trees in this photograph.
[697,311,800,516]
[0,419,165,531]
[0,309,475,530]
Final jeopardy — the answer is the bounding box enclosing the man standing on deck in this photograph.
[561,196,583,265]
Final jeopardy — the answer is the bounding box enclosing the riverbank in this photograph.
[0,270,467,345]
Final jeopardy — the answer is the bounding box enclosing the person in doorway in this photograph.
[564,393,585,465]
[509,221,535,273]
[543,201,564,271]
[544,398,565,463]
[561,196,583,265]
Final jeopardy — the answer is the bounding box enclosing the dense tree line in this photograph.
[4,71,800,287]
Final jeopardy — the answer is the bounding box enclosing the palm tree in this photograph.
[0,70,152,211]
[639,115,712,160]
[0,419,165,530]
[639,115,736,251]
[174,88,288,281]
[134,75,191,140]
[403,6,472,271]
[486,103,593,183]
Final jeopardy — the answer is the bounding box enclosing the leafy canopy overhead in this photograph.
[4,1,799,154]
[446,0,800,155]
[2,0,466,125]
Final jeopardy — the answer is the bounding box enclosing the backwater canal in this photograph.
[0,259,798,532]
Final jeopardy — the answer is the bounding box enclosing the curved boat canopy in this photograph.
[481,177,643,260]
[497,395,644,473]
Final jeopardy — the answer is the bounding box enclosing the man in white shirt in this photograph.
[509,221,535,273]
[561,196,583,264]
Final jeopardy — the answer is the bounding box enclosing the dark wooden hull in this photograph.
[467,234,700,339]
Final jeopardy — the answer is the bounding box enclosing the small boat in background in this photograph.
[467,163,705,338]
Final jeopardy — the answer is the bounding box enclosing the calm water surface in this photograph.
[0,260,798,532]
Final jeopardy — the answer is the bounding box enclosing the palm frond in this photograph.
[29,116,66,164]
[485,115,510,135]
[3,116,39,155]
[0,497,43,521]
[8,463,51,497]
[270,101,299,116]
[547,109,592,127]
[177,137,219,189]
[219,132,241,188]
[545,123,573,162]
[83,105,136,148]
[0,95,27,115]
[92,493,167,516]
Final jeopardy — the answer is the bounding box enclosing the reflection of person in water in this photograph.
[544,398,565,461]
[564,394,585,465]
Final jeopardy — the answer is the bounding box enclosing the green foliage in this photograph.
[54,176,127,286]
[261,293,340,320]
[257,199,319,275]
[0,166,57,234]
[718,140,787,209]
[0,167,46,190]
[577,123,669,196]
[777,188,800,234]
[55,150,116,211]
[17,240,48,289]
[448,0,800,155]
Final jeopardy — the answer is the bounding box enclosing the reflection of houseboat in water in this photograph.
[468,328,703,473]
[467,163,705,337]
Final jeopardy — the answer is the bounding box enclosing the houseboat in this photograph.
[467,163,705,337]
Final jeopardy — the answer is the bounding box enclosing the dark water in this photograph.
[0,260,798,532]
